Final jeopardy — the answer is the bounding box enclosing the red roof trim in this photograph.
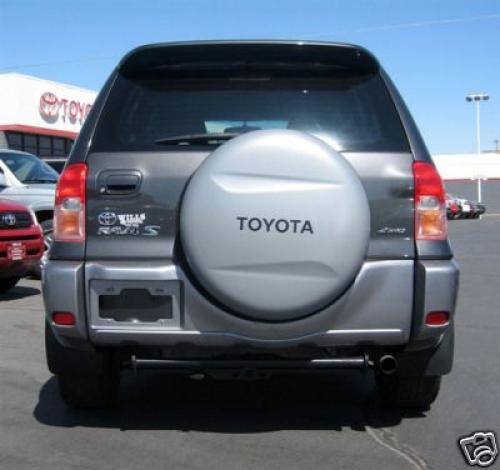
[0,124,77,139]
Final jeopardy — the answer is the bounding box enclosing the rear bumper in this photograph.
[410,258,459,348]
[42,258,459,352]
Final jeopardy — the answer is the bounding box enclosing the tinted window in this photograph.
[4,132,74,158]
[65,139,73,155]
[39,136,51,157]
[53,138,66,157]
[24,135,37,155]
[6,132,22,150]
[92,74,409,153]
[0,152,58,183]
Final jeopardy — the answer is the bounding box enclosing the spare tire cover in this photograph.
[180,130,370,321]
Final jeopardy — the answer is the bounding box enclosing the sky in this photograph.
[0,0,499,155]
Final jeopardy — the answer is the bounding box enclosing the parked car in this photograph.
[0,150,57,275]
[468,200,486,219]
[0,198,44,293]
[446,193,486,220]
[476,202,486,217]
[462,198,476,218]
[469,201,479,219]
[43,41,459,410]
[445,194,460,220]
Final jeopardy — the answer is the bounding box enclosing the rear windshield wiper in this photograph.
[155,132,240,146]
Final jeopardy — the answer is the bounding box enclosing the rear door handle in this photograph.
[99,171,142,195]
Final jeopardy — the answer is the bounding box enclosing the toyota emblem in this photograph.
[98,211,117,226]
[2,213,16,226]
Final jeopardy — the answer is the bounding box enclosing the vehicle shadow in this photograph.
[0,285,40,301]
[33,371,425,432]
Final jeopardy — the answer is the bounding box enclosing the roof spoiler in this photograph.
[118,40,380,79]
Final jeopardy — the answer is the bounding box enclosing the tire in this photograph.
[0,277,20,294]
[376,373,442,409]
[45,322,120,408]
[32,219,53,279]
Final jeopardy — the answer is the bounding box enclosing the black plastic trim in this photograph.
[380,69,433,164]
[416,240,453,260]
[49,242,85,261]
[118,40,380,78]
[398,325,454,376]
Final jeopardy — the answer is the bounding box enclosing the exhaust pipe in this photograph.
[378,355,398,375]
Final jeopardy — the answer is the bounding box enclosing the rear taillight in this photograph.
[425,311,450,326]
[413,161,447,240]
[52,311,76,326]
[53,163,87,242]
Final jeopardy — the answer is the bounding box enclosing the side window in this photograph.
[65,139,74,156]
[24,135,37,155]
[39,136,52,157]
[5,132,73,158]
[6,132,23,151]
[53,138,66,157]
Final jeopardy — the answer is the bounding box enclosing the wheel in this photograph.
[32,219,53,279]
[376,373,442,409]
[45,322,120,408]
[0,277,20,294]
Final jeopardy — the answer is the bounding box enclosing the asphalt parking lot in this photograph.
[0,217,499,470]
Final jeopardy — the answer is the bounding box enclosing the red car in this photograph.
[0,199,44,294]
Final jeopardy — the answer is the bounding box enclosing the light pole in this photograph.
[466,93,489,203]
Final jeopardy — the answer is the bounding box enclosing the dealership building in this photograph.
[0,73,97,159]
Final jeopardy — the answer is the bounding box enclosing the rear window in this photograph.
[91,74,409,153]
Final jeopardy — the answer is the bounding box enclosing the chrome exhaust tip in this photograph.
[378,355,398,375]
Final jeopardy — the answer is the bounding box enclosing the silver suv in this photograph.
[43,41,459,409]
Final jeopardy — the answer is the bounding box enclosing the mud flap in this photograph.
[45,322,113,376]
[397,324,454,377]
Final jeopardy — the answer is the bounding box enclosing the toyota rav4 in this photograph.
[43,41,459,409]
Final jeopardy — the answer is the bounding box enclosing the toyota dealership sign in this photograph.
[39,91,93,124]
[0,73,97,138]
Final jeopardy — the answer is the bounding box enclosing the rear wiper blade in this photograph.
[155,132,240,145]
